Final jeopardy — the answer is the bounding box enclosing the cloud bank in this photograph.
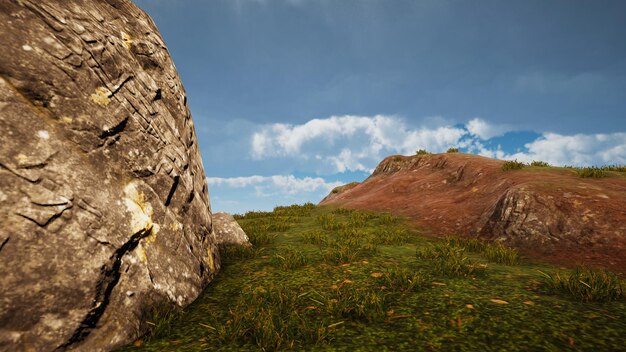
[207,174,343,197]
[249,115,626,173]
[503,132,626,166]
[250,115,469,173]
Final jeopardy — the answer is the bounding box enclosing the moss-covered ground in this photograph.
[119,204,626,351]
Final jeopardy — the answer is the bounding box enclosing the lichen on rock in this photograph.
[213,212,251,247]
[0,1,219,350]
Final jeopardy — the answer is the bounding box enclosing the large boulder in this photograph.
[213,212,251,247]
[0,1,219,350]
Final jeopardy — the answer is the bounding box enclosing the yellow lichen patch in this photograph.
[471,187,479,193]
[122,32,133,50]
[61,116,73,123]
[144,224,160,244]
[123,182,157,234]
[90,87,111,106]
[136,243,148,263]
[16,154,28,163]
[206,246,215,272]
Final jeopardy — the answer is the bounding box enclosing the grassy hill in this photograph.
[119,204,626,351]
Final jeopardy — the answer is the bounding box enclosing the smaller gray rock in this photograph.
[213,212,251,247]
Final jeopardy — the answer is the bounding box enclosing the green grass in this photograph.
[415,149,431,155]
[501,159,526,171]
[377,266,429,292]
[539,266,625,302]
[530,160,550,167]
[372,228,412,245]
[483,242,519,265]
[119,205,626,352]
[557,165,626,178]
[302,230,329,246]
[602,164,626,173]
[441,236,518,265]
[576,166,608,178]
[416,242,484,277]
[270,245,308,269]
[446,147,459,153]
[218,244,258,262]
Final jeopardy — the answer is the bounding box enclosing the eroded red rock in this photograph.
[321,153,626,273]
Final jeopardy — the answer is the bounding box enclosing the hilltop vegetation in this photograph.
[119,204,626,351]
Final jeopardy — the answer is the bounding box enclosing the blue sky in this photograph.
[134,0,626,214]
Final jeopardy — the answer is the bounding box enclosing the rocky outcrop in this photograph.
[0,1,219,351]
[321,153,626,273]
[213,212,251,247]
[478,185,623,254]
[321,182,360,203]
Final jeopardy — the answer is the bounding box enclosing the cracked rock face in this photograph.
[213,212,251,247]
[0,1,219,350]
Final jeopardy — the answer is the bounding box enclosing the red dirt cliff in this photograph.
[320,153,626,273]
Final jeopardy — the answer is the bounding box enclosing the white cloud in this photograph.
[327,148,372,173]
[466,118,509,140]
[206,175,267,188]
[402,126,467,153]
[251,115,394,159]
[207,174,343,196]
[250,115,467,173]
[246,114,625,175]
[502,132,626,166]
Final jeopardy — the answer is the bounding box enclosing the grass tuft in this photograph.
[219,244,258,262]
[325,286,387,322]
[483,242,519,265]
[443,236,487,253]
[270,246,308,269]
[331,207,354,215]
[322,242,377,264]
[576,167,607,178]
[206,285,334,350]
[378,266,428,292]
[372,228,411,245]
[317,214,342,231]
[139,301,182,343]
[247,231,277,247]
[415,149,431,155]
[416,242,484,277]
[602,164,626,172]
[303,230,329,246]
[501,159,526,171]
[530,160,550,167]
[446,147,459,153]
[539,266,625,302]
[378,212,398,225]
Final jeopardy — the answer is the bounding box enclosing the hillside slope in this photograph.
[321,153,626,272]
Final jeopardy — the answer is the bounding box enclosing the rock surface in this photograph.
[0,1,219,351]
[213,212,251,247]
[321,153,626,273]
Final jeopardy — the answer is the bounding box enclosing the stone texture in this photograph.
[477,186,611,252]
[213,212,251,247]
[0,1,219,351]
